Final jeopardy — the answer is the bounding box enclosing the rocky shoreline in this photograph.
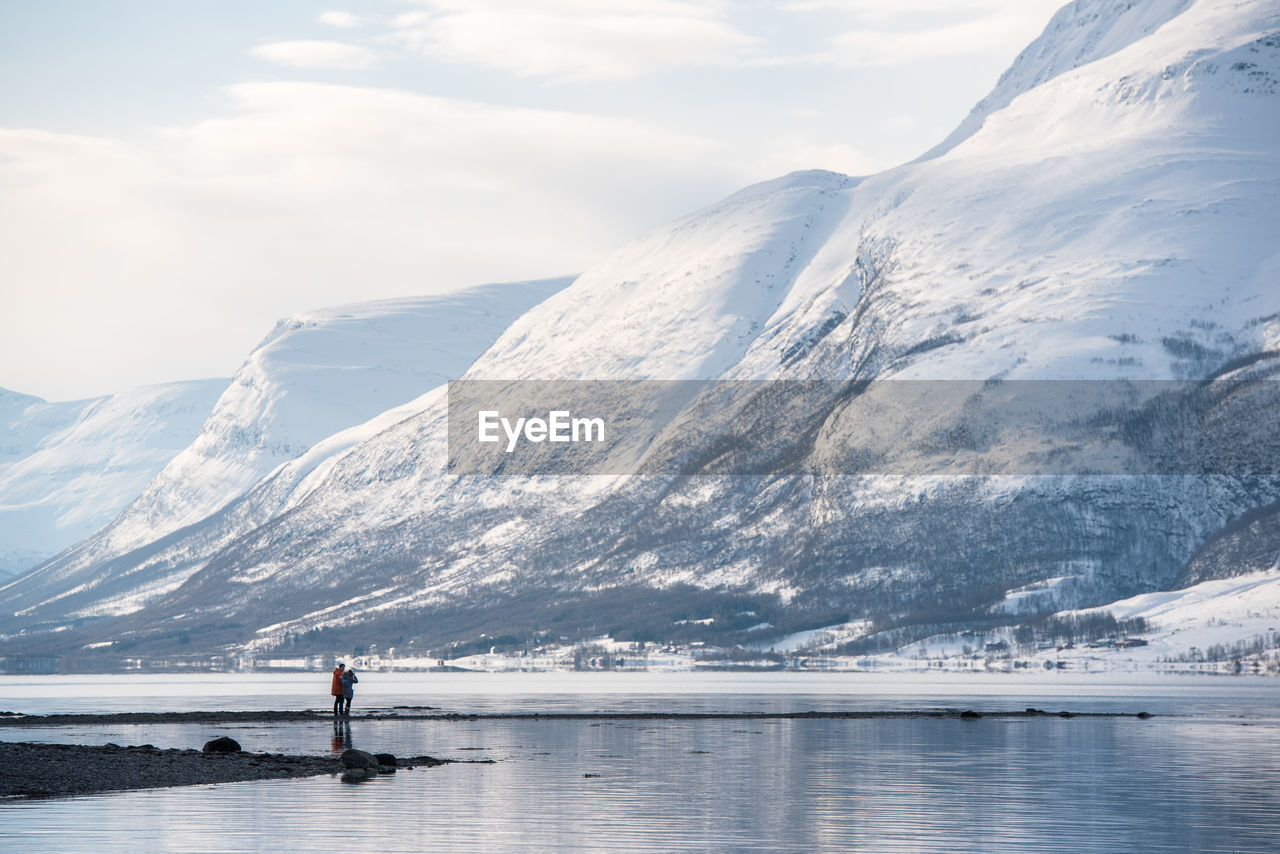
[0,740,452,799]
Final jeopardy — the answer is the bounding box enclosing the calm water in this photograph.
[3,673,1280,852]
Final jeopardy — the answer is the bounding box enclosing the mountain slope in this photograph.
[0,278,570,617]
[95,278,574,551]
[3,0,1278,658]
[0,380,225,579]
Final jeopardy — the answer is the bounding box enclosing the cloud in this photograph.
[318,11,366,29]
[251,40,379,71]
[391,0,760,80]
[0,84,752,399]
[391,11,431,29]
[779,0,1064,67]
[782,0,1057,17]
[829,17,1030,66]
[0,128,256,400]
[757,136,891,178]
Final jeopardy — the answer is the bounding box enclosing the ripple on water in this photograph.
[4,711,1280,852]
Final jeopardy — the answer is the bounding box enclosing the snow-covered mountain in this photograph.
[2,0,1278,660]
[0,380,224,579]
[0,278,569,617]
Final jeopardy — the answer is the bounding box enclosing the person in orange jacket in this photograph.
[330,662,346,716]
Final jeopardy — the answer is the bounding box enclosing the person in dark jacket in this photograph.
[331,662,346,716]
[341,667,358,716]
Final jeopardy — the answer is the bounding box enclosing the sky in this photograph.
[0,0,1065,402]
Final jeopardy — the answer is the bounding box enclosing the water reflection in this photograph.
[331,719,353,754]
[4,714,1279,852]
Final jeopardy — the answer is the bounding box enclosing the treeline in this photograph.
[832,581,1032,656]
[834,610,1151,658]
[1013,612,1149,647]
[1202,631,1280,662]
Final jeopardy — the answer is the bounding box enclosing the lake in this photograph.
[3,672,1279,852]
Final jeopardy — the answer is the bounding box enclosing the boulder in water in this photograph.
[202,736,241,754]
[341,748,378,770]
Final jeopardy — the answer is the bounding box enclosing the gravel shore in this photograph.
[0,741,454,799]
[0,741,344,798]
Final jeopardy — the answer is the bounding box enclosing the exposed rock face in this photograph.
[1178,498,1280,585]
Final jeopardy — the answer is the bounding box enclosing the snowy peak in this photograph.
[922,0,1276,159]
[0,386,46,421]
[470,171,857,381]
[776,0,1280,385]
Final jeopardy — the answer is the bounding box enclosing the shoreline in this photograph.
[1,742,323,799]
[0,707,1157,728]
[0,740,457,799]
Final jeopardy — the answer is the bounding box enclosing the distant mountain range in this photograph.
[0,381,224,579]
[0,279,568,629]
[2,0,1278,665]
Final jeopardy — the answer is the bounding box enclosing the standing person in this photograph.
[331,662,346,716]
[342,666,358,716]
